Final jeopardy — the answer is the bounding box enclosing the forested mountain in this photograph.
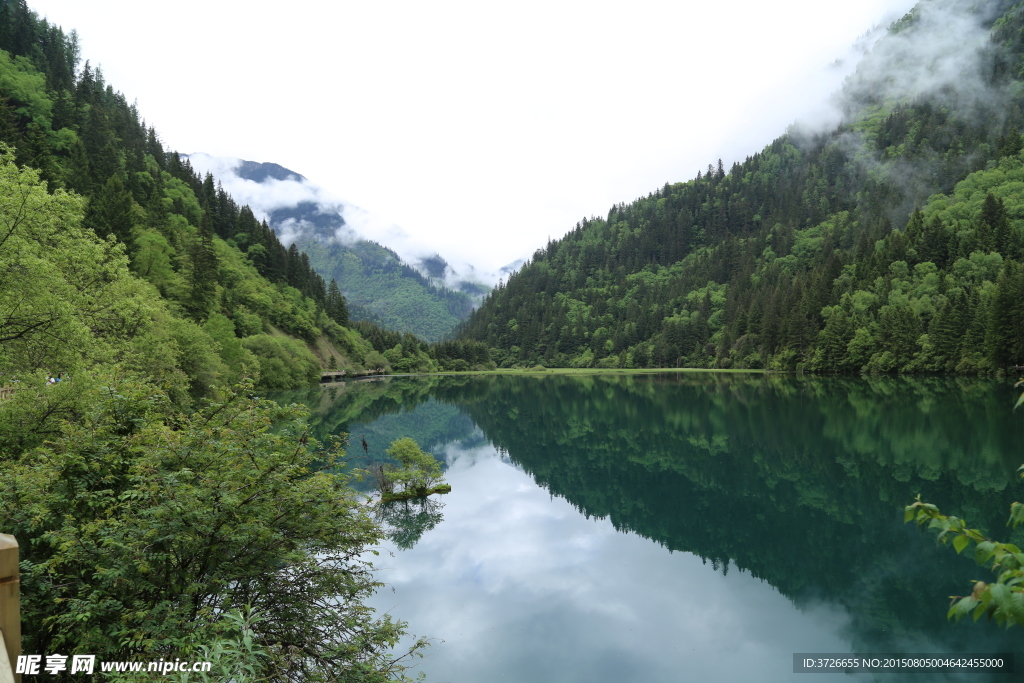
[460,0,1024,373]
[0,0,498,392]
[0,0,400,390]
[187,154,490,341]
[296,239,483,341]
[0,2,434,675]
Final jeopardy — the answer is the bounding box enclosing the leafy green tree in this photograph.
[2,380,427,680]
[172,607,270,683]
[239,334,321,389]
[0,145,162,382]
[986,262,1024,368]
[999,125,1022,158]
[976,192,1006,253]
[385,437,444,496]
[202,312,256,379]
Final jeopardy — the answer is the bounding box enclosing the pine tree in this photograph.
[976,193,1006,253]
[817,308,854,372]
[999,125,1023,157]
[986,262,1024,368]
[84,173,135,246]
[919,214,948,267]
[326,278,349,327]
[188,210,219,321]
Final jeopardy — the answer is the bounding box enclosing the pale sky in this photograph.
[30,0,918,276]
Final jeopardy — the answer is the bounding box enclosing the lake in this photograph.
[276,372,1024,682]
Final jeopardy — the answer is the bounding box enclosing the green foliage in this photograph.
[241,333,321,389]
[84,172,138,246]
[906,488,1024,628]
[326,276,349,327]
[202,312,257,380]
[0,144,228,414]
[383,437,445,497]
[0,49,50,127]
[354,320,494,373]
[170,608,270,683]
[1,380,428,680]
[166,316,229,400]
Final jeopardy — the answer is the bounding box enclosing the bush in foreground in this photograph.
[2,379,426,681]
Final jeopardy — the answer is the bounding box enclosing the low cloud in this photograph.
[188,152,332,219]
[779,0,1001,142]
[842,0,1001,114]
[186,153,511,288]
[784,0,1009,227]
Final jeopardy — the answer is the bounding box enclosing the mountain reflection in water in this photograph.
[273,373,1024,682]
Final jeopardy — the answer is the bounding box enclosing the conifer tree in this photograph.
[84,173,135,246]
[977,192,1006,253]
[986,261,1024,368]
[326,277,349,327]
[188,210,219,321]
[919,214,948,267]
[817,309,854,372]
[999,125,1023,157]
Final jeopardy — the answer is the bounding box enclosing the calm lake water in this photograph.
[276,372,1024,682]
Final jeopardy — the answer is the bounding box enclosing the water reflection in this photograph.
[376,497,446,550]
[275,373,1024,682]
[370,439,874,683]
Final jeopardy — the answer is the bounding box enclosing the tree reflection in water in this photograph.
[376,496,446,550]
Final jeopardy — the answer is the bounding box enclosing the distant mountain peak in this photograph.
[233,160,306,184]
[185,153,497,340]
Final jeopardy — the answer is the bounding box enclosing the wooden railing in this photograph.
[0,534,20,683]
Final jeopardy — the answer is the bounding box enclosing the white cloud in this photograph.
[188,152,512,286]
[33,0,921,276]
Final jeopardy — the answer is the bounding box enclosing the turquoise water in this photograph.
[283,373,1024,682]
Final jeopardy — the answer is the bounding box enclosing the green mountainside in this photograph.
[214,156,487,341]
[0,0,397,391]
[460,0,1024,373]
[296,237,481,341]
[0,0,497,389]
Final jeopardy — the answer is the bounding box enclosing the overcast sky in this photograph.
[30,0,918,276]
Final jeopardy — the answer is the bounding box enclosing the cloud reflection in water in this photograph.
[366,438,862,683]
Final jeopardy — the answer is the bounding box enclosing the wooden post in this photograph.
[0,534,20,683]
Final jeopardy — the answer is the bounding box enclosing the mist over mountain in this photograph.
[186,153,513,286]
[187,153,500,340]
[460,0,1024,373]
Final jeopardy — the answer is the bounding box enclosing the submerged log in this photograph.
[380,484,452,503]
